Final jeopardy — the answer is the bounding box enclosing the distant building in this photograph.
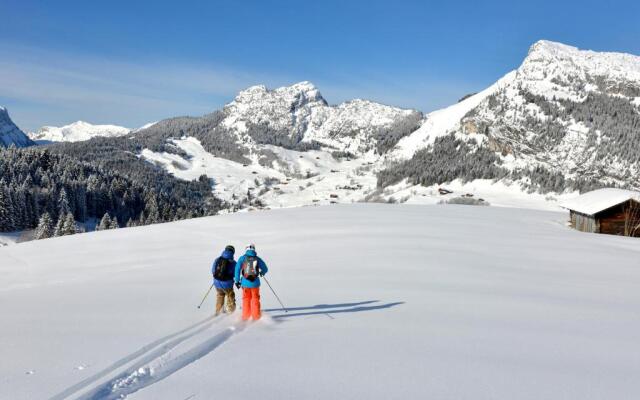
[561,188,640,237]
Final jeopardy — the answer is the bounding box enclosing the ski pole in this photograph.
[197,283,214,309]
[262,276,288,313]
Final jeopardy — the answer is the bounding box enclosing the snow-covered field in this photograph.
[140,137,570,211]
[384,178,575,210]
[1,204,640,399]
[140,137,379,207]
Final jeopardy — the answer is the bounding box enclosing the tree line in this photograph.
[0,146,223,238]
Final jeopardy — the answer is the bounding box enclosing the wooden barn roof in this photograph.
[561,188,640,216]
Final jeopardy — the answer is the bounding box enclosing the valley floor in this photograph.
[1,204,639,399]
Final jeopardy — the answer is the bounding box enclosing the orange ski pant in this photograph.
[242,287,261,321]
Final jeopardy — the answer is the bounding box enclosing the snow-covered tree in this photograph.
[34,213,54,240]
[53,214,65,237]
[109,216,119,230]
[60,212,78,236]
[58,188,71,217]
[144,194,160,224]
[0,187,14,231]
[96,213,112,231]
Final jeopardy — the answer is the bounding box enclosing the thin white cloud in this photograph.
[0,42,488,132]
[0,42,290,130]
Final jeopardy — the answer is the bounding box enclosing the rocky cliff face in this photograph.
[0,107,33,148]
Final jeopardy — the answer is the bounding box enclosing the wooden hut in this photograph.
[561,188,640,237]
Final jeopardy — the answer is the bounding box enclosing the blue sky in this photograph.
[2,0,639,131]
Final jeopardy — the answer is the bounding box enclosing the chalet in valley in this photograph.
[561,188,640,237]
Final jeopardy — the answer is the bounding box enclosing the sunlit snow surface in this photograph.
[140,137,379,207]
[2,204,640,399]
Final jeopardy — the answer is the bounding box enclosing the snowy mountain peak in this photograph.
[518,40,640,92]
[0,107,33,148]
[526,39,640,67]
[284,80,324,100]
[435,39,640,193]
[526,40,580,58]
[69,120,93,128]
[29,121,130,143]
[230,81,327,111]
[221,81,421,155]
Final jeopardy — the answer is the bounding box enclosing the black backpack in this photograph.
[213,257,233,281]
[241,256,259,282]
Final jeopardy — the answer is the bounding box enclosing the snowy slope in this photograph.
[29,121,130,143]
[391,71,517,160]
[2,204,640,399]
[132,121,157,133]
[141,136,568,211]
[140,137,378,207]
[0,106,34,147]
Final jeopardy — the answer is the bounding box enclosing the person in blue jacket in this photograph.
[235,244,268,321]
[212,245,237,316]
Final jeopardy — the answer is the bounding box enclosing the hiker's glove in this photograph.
[235,282,241,289]
[259,272,265,277]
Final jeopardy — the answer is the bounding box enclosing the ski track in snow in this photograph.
[49,315,245,400]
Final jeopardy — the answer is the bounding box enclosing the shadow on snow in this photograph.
[266,300,405,319]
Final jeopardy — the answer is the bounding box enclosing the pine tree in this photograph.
[74,185,87,222]
[144,194,160,224]
[58,188,71,216]
[61,212,77,236]
[97,213,112,231]
[109,216,119,229]
[53,214,65,237]
[22,181,37,228]
[0,187,15,231]
[34,213,54,239]
[11,185,25,229]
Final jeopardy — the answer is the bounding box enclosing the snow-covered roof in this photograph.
[560,188,640,215]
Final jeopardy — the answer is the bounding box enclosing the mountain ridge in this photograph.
[28,120,131,143]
